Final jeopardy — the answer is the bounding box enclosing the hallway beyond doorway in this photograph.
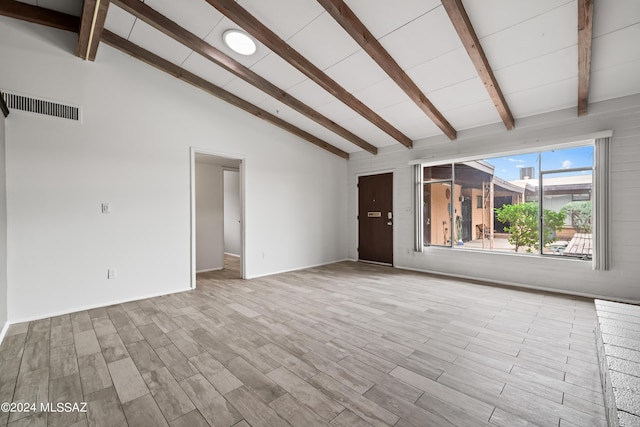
[197,253,241,280]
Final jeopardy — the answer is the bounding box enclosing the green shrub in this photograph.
[495,202,566,252]
[560,201,592,233]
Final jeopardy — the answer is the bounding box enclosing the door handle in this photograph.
[387,221,392,226]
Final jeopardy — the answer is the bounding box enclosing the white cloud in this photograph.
[515,164,527,168]
[562,160,573,169]
[508,158,525,163]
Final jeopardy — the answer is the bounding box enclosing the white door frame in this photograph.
[190,147,246,288]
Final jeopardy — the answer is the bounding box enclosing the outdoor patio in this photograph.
[457,236,575,255]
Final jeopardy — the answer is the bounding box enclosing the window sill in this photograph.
[421,244,592,263]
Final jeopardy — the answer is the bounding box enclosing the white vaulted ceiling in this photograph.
[7,0,640,156]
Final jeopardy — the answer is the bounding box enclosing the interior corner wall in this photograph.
[0,111,7,337]
[223,170,241,256]
[348,94,640,302]
[195,162,224,272]
[1,17,348,322]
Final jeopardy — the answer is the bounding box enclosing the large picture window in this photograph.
[417,143,596,260]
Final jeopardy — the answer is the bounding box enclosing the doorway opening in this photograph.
[190,149,245,287]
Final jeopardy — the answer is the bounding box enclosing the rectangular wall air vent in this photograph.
[1,91,80,121]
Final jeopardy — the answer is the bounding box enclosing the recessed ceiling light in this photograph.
[223,29,256,55]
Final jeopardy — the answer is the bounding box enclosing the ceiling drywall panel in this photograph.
[506,78,577,118]
[591,24,640,71]
[286,11,361,71]
[495,47,577,96]
[104,4,136,39]
[128,19,193,66]
[249,52,309,91]
[426,77,491,113]
[353,78,414,112]
[442,99,503,131]
[221,77,272,106]
[589,60,640,104]
[592,0,640,38]
[405,48,478,94]
[377,100,442,140]
[300,124,367,154]
[144,0,224,39]
[286,78,341,110]
[480,2,577,71]
[238,0,324,41]
[343,0,441,39]
[181,52,237,88]
[323,50,389,94]
[462,0,574,39]
[336,112,402,148]
[377,6,462,72]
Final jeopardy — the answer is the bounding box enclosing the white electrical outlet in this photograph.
[107,269,117,279]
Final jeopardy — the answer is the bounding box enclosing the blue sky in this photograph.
[484,145,594,181]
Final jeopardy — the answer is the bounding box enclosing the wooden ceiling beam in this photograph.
[0,0,349,158]
[112,0,376,155]
[0,0,108,61]
[577,0,594,116]
[101,31,349,159]
[317,0,457,141]
[441,0,514,130]
[76,0,110,61]
[0,91,9,118]
[204,0,413,148]
[0,0,79,32]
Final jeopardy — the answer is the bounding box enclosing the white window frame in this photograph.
[413,137,610,270]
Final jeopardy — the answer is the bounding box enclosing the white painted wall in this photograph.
[0,111,7,336]
[195,162,223,272]
[1,18,348,322]
[348,95,640,302]
[224,170,241,256]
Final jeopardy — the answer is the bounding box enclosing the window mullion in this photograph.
[451,164,455,247]
[414,164,424,252]
[538,154,544,254]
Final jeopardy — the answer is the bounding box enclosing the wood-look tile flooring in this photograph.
[0,260,607,426]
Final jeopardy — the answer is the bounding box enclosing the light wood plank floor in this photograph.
[0,261,607,426]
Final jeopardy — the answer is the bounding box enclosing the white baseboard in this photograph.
[394,264,639,305]
[196,267,224,273]
[224,252,240,257]
[8,286,192,325]
[246,258,352,279]
[3,260,347,326]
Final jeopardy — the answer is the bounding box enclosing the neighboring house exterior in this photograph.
[423,161,525,246]
[424,161,592,257]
